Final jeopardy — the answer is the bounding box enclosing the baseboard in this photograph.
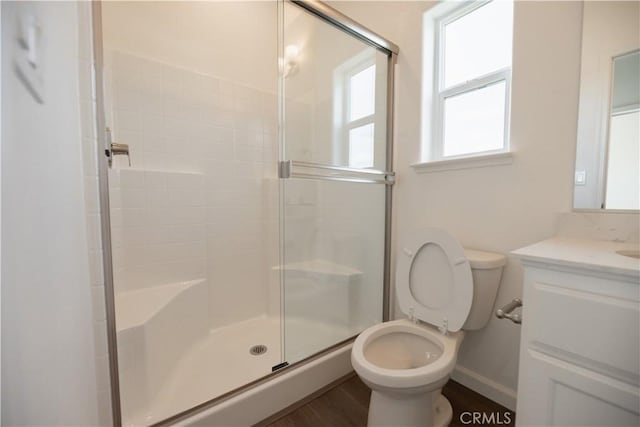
[451,365,517,411]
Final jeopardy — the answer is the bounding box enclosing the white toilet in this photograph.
[351,228,506,427]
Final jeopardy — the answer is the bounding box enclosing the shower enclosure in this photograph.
[93,1,397,425]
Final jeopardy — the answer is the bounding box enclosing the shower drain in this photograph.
[250,344,268,356]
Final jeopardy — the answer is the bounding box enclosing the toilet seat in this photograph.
[397,228,473,332]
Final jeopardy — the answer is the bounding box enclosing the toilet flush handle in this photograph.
[496,298,522,324]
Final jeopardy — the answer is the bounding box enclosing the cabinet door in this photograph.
[517,348,639,426]
[516,267,640,426]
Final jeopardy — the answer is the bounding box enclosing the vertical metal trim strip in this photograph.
[383,52,397,322]
[277,0,287,366]
[91,2,122,425]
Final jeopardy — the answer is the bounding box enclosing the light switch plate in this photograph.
[575,170,587,186]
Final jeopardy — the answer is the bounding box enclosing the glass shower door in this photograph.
[281,179,387,362]
[99,1,282,424]
[281,2,392,364]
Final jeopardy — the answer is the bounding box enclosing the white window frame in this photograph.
[345,61,376,169]
[333,51,377,168]
[431,0,512,161]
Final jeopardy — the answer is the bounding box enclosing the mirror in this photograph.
[573,1,640,210]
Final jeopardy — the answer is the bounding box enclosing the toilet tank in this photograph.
[462,249,507,330]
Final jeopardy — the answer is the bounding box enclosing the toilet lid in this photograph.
[396,228,473,332]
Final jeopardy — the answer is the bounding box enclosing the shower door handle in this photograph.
[279,160,395,185]
[111,143,130,162]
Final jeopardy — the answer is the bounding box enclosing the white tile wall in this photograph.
[109,169,206,293]
[105,51,279,329]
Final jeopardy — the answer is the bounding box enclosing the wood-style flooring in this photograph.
[261,375,515,427]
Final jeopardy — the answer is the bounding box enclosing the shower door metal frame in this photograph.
[91,2,123,426]
[91,1,398,426]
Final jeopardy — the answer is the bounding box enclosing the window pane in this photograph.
[349,123,375,168]
[443,81,506,157]
[349,65,376,121]
[444,0,513,88]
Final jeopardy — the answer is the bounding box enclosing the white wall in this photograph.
[1,2,100,425]
[330,0,588,409]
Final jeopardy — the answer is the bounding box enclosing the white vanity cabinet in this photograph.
[513,238,640,427]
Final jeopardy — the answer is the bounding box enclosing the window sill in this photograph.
[411,151,514,173]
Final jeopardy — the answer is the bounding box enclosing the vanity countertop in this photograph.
[512,237,640,281]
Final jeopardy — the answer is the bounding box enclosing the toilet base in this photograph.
[435,394,453,427]
[367,390,452,427]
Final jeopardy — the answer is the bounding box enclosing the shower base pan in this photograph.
[176,340,353,426]
[119,311,353,426]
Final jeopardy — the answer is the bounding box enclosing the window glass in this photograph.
[348,123,375,168]
[443,81,506,157]
[349,65,376,121]
[444,1,513,88]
